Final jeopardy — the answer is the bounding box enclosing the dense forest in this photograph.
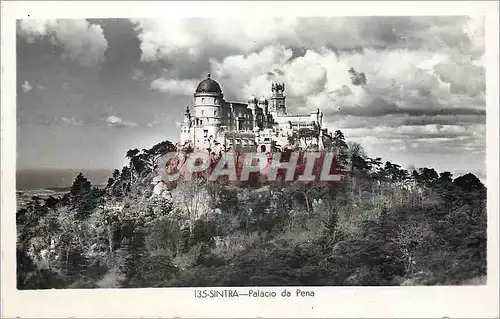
[16,130,487,288]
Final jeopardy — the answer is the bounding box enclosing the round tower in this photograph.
[193,73,223,125]
[192,73,224,151]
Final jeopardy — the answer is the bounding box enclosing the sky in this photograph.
[16,16,486,180]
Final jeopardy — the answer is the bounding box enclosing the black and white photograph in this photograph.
[1,1,499,318]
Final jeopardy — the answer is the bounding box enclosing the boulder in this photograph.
[153,182,167,195]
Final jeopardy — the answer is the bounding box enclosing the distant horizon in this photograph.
[16,167,114,190]
[15,162,487,190]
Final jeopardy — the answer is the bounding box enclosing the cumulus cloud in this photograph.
[208,39,484,117]
[462,16,485,55]
[132,16,485,168]
[21,80,32,93]
[18,19,109,67]
[131,17,481,63]
[106,115,138,128]
[131,17,298,62]
[133,16,484,114]
[210,45,294,100]
[150,78,198,95]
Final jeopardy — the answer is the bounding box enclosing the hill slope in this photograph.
[15,137,487,288]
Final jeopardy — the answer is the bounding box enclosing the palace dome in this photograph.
[195,73,222,94]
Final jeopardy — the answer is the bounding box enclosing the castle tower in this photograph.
[258,97,268,113]
[183,105,191,124]
[180,106,192,145]
[192,73,224,151]
[247,96,258,130]
[269,82,286,116]
[258,97,268,128]
[194,73,224,119]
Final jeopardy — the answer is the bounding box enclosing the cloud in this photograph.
[338,123,485,153]
[21,80,32,92]
[60,116,83,127]
[105,115,138,128]
[337,123,485,166]
[329,114,485,131]
[131,17,480,63]
[131,17,298,62]
[18,19,109,67]
[462,16,485,55]
[131,17,485,168]
[133,16,484,114]
[146,121,160,128]
[209,45,294,100]
[207,38,484,116]
[132,69,147,81]
[150,78,197,95]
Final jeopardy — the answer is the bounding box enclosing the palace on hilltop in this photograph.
[179,73,332,153]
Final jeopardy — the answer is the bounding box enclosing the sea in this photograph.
[16,168,113,210]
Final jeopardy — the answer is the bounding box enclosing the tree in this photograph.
[106,177,115,188]
[70,173,92,200]
[125,148,142,184]
[390,221,435,277]
[349,143,370,174]
[453,173,485,193]
[145,216,183,257]
[119,166,132,194]
[126,148,140,160]
[143,140,177,169]
[190,219,214,247]
[438,171,453,184]
[414,167,439,187]
[44,196,59,210]
[332,130,349,171]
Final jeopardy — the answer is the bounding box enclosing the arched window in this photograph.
[214,110,217,116]
[202,110,204,116]
[201,98,205,103]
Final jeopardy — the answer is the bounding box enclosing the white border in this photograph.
[1,1,499,318]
